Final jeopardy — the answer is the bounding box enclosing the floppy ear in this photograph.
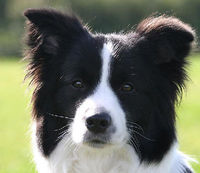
[24,8,88,84]
[135,15,195,64]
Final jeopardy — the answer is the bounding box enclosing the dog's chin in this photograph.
[72,129,126,149]
[80,130,113,149]
[84,139,111,148]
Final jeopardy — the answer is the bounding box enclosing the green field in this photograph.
[0,56,199,173]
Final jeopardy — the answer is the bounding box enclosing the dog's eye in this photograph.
[121,83,134,92]
[72,80,84,89]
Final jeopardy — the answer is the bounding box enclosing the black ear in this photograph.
[24,9,88,85]
[24,8,87,56]
[135,15,195,64]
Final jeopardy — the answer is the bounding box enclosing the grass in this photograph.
[0,55,199,173]
[0,58,35,173]
[177,54,200,172]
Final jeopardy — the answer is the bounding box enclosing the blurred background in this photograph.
[0,0,199,172]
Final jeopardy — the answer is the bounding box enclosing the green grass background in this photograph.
[0,55,199,172]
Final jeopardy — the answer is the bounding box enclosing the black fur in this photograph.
[24,8,104,155]
[24,8,194,165]
[109,16,194,162]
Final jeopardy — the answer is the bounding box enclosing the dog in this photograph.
[24,8,195,173]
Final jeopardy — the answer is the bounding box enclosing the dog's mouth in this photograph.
[83,132,111,148]
[90,139,106,144]
[86,139,110,148]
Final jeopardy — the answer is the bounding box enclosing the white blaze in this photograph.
[71,42,128,144]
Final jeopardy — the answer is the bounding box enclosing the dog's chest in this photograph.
[67,150,134,173]
[49,144,137,173]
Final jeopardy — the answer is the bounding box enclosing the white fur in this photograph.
[32,42,194,173]
[72,42,128,145]
[32,126,194,173]
[32,122,51,173]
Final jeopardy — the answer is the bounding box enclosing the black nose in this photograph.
[86,113,111,134]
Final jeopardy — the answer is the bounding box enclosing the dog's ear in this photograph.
[24,9,88,84]
[135,15,195,64]
[24,9,89,118]
[24,8,87,56]
[135,16,195,98]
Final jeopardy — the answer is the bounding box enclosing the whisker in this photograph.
[74,144,80,153]
[127,124,144,133]
[64,137,74,151]
[126,121,144,132]
[128,130,141,157]
[129,128,155,142]
[129,138,140,154]
[56,131,68,141]
[54,124,70,132]
[127,121,143,128]
[47,113,74,120]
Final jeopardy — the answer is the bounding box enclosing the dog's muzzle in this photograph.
[83,113,115,147]
[85,113,111,133]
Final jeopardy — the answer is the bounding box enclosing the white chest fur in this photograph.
[47,137,137,173]
[66,148,135,173]
[32,130,193,173]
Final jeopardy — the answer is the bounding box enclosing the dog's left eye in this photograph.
[72,80,84,89]
[121,83,134,92]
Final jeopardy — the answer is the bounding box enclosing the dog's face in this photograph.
[55,38,129,147]
[24,9,194,162]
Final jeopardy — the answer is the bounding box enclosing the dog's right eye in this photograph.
[72,80,84,89]
[121,83,134,92]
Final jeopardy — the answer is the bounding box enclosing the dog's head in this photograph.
[24,9,195,162]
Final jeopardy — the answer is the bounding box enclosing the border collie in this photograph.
[24,8,195,173]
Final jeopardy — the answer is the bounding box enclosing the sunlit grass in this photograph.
[177,54,200,172]
[0,58,35,173]
[0,56,199,173]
